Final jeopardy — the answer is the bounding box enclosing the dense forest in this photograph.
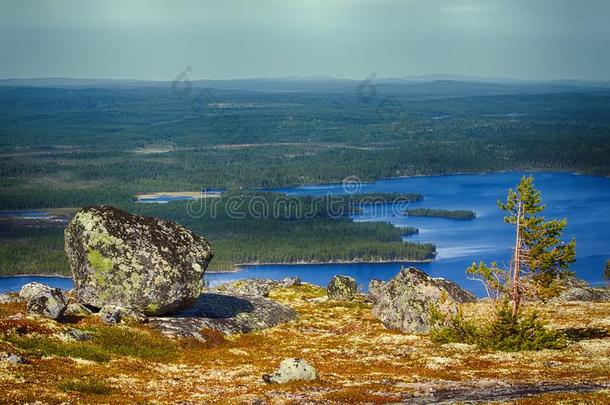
[1,86,610,209]
[404,208,476,220]
[1,83,609,275]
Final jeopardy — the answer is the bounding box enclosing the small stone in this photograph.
[65,302,93,316]
[262,358,318,384]
[97,305,146,324]
[60,329,93,342]
[1,353,27,364]
[27,287,68,320]
[122,309,147,324]
[326,275,357,301]
[97,305,123,324]
[281,276,301,288]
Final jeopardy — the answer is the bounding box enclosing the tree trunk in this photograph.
[511,201,523,317]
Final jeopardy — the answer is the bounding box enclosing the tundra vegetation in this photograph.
[1,284,609,403]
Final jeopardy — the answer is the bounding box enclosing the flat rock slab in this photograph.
[148,293,297,339]
[400,381,610,404]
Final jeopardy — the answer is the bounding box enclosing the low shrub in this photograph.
[431,301,566,351]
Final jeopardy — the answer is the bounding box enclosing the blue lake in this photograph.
[1,172,609,296]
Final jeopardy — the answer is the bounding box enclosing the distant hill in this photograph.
[1,76,610,100]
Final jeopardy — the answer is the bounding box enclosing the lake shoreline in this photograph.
[0,258,434,278]
[0,259,434,278]
[208,258,434,273]
[257,169,604,191]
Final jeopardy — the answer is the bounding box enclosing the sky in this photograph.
[1,0,609,81]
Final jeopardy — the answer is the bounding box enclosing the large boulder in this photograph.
[19,282,49,301]
[371,267,476,334]
[148,293,297,339]
[326,275,357,301]
[65,205,213,315]
[549,278,610,302]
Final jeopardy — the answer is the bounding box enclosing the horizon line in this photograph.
[2,75,610,84]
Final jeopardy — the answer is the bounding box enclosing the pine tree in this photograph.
[468,176,576,316]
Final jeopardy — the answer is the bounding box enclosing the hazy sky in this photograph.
[1,0,609,81]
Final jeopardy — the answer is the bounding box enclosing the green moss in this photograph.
[92,233,116,247]
[86,248,113,286]
[145,303,160,314]
[5,326,178,362]
[59,379,113,395]
[91,326,178,361]
[5,335,111,362]
[87,249,113,272]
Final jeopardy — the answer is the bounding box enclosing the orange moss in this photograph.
[0,301,26,318]
[0,318,53,335]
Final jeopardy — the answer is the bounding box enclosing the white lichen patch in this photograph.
[425,356,457,370]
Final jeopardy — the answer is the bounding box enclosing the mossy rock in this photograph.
[65,205,213,315]
[326,275,357,301]
[371,267,476,333]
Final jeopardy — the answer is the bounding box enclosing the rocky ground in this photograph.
[1,282,609,404]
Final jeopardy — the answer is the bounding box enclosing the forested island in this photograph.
[404,208,476,220]
[0,192,435,276]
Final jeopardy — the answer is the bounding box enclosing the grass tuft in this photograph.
[4,325,178,362]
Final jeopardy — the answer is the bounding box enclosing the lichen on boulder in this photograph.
[368,278,385,303]
[326,275,357,301]
[262,358,318,384]
[19,282,50,301]
[64,205,213,315]
[24,284,67,320]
